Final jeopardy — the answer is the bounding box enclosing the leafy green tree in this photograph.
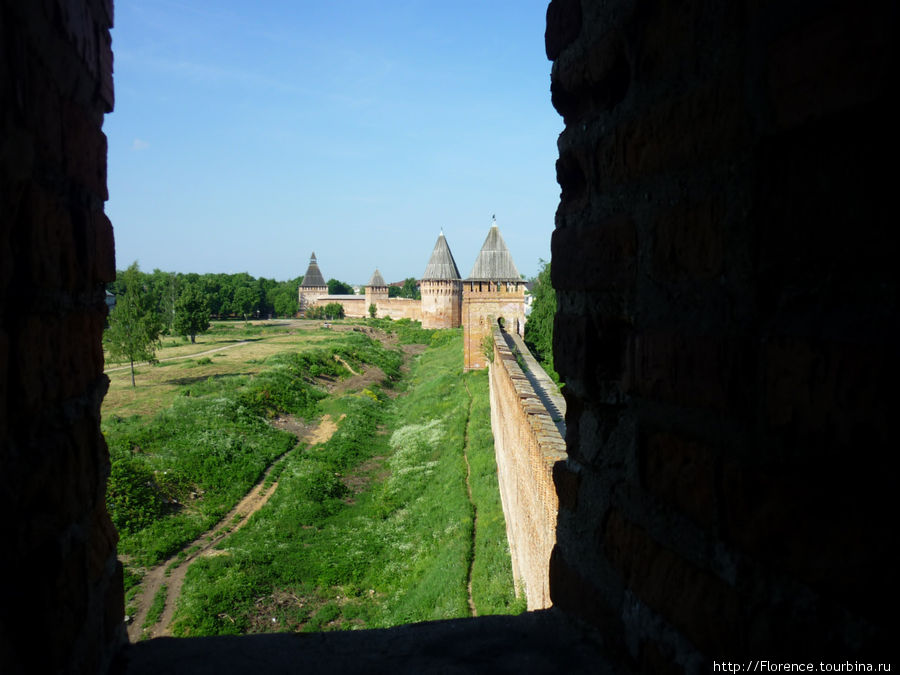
[173,284,210,343]
[369,303,377,318]
[327,278,354,295]
[388,285,401,298]
[106,262,162,387]
[523,260,558,383]
[399,277,420,299]
[232,285,258,320]
[273,287,299,317]
[307,302,345,320]
[323,302,345,319]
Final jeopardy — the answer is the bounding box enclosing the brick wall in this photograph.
[462,282,526,371]
[371,298,422,322]
[489,326,566,609]
[420,280,461,329]
[0,1,124,673]
[546,0,896,669]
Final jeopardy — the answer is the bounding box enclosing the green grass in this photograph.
[168,330,520,637]
[144,584,168,630]
[106,320,520,638]
[104,330,405,568]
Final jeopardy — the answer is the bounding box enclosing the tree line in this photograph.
[105,263,354,386]
[107,265,309,324]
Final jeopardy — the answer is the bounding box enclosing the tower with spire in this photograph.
[420,230,463,329]
[364,268,389,315]
[462,217,526,371]
[297,252,329,313]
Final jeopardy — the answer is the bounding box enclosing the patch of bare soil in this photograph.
[341,455,387,502]
[126,412,341,642]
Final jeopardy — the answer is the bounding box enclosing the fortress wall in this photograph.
[372,298,422,322]
[462,285,525,371]
[308,296,421,321]
[0,2,124,672]
[546,0,895,667]
[421,280,461,329]
[489,326,566,610]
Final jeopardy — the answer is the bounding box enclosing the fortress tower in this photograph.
[364,268,389,314]
[297,252,328,313]
[462,218,525,371]
[420,231,463,329]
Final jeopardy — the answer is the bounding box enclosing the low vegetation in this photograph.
[103,318,521,637]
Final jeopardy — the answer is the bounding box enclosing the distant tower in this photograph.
[365,268,389,315]
[462,217,525,371]
[420,230,462,329]
[298,252,329,313]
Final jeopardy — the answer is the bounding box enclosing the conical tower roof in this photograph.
[300,252,327,287]
[466,218,521,281]
[367,268,387,287]
[422,231,462,281]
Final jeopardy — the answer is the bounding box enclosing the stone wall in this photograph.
[0,1,124,673]
[462,282,525,371]
[370,298,422,322]
[420,280,461,329]
[489,326,566,610]
[546,0,896,669]
[312,296,422,321]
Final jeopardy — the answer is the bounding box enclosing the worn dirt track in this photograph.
[127,414,338,642]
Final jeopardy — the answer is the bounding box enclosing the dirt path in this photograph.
[462,378,478,617]
[126,413,341,642]
[105,340,251,373]
[333,354,359,376]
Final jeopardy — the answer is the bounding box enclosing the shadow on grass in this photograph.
[163,373,250,387]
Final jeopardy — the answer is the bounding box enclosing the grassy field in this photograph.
[104,320,342,417]
[103,319,521,635]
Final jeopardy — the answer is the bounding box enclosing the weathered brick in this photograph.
[719,460,891,620]
[651,197,724,281]
[605,76,746,185]
[551,215,635,291]
[549,546,618,631]
[640,432,715,529]
[768,3,892,131]
[604,510,740,655]
[551,29,630,122]
[553,460,580,511]
[545,0,582,61]
[63,99,108,200]
[627,331,753,414]
[762,336,890,453]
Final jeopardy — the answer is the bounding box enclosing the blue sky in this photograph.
[105,1,562,284]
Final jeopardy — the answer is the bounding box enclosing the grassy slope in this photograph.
[170,329,520,636]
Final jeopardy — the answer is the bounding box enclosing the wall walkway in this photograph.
[488,325,566,610]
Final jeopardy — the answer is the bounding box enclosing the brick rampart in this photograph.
[421,280,461,329]
[463,282,525,371]
[371,298,422,322]
[309,296,421,321]
[1,1,124,672]
[489,326,566,609]
[546,0,896,668]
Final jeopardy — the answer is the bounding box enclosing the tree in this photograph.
[327,278,354,295]
[173,284,210,343]
[523,260,558,383]
[273,287,299,318]
[369,303,377,318]
[106,262,162,387]
[399,277,420,299]
[322,302,345,319]
[232,285,258,320]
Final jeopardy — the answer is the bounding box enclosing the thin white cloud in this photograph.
[132,138,150,151]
